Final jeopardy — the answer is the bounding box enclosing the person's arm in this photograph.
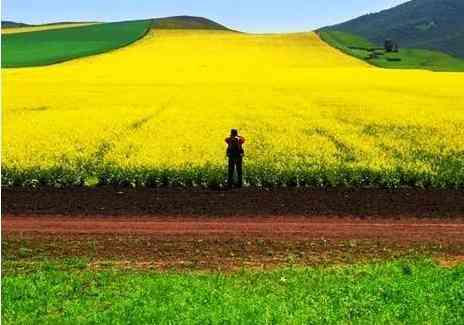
[239,137,245,144]
[225,137,230,144]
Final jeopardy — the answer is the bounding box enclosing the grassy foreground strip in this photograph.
[2,259,463,324]
[1,20,151,68]
[318,30,464,72]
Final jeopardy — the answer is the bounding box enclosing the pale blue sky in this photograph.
[2,0,409,32]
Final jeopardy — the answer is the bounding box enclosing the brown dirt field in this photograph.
[3,187,464,217]
[3,215,464,241]
[3,187,464,270]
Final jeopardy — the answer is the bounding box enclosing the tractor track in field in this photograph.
[2,187,464,270]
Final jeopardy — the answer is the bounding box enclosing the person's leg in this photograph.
[228,158,235,187]
[236,157,243,188]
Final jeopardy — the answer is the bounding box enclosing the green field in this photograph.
[1,20,151,68]
[318,30,464,72]
[2,259,463,324]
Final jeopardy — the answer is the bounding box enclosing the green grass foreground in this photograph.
[2,259,463,324]
[318,30,464,72]
[1,20,151,68]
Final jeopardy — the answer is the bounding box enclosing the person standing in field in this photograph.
[225,129,245,188]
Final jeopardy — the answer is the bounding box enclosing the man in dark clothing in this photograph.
[225,129,245,188]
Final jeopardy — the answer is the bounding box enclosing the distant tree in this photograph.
[384,39,399,52]
[384,39,394,52]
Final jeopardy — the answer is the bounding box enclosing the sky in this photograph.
[2,0,409,33]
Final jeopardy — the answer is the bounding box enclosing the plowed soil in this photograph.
[3,187,464,217]
[4,215,464,240]
[3,187,464,270]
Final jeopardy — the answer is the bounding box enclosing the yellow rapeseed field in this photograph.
[3,29,464,187]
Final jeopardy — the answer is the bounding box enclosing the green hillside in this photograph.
[1,21,30,28]
[325,0,464,58]
[151,16,230,30]
[318,29,464,72]
[1,21,98,29]
[2,20,151,68]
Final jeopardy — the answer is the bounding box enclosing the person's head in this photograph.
[230,129,238,137]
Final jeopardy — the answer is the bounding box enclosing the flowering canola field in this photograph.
[3,30,464,187]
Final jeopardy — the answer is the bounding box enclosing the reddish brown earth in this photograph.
[3,215,464,241]
[2,187,464,270]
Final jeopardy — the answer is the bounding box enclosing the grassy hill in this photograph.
[1,21,98,29]
[2,23,100,35]
[325,0,464,59]
[1,16,231,68]
[1,21,30,28]
[318,29,464,72]
[1,20,151,68]
[2,16,229,31]
[151,16,230,30]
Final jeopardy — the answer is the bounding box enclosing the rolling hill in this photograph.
[1,22,100,35]
[1,20,151,68]
[2,16,229,31]
[1,21,30,28]
[317,29,464,71]
[151,16,230,30]
[1,20,98,29]
[1,16,232,68]
[4,29,464,188]
[324,0,464,59]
